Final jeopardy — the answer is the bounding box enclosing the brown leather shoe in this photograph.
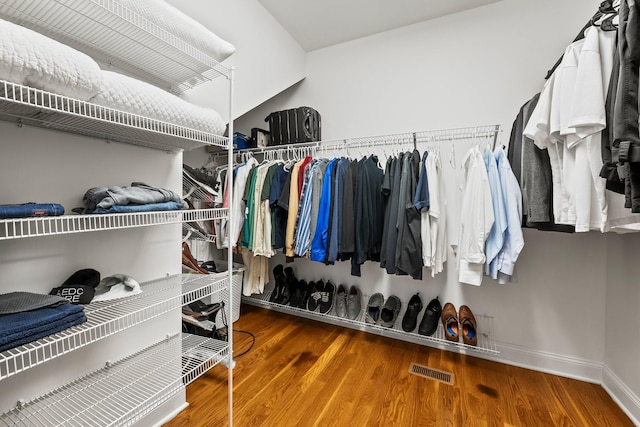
[459,305,478,346]
[182,242,208,274]
[441,302,459,342]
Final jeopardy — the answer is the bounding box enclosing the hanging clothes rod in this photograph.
[213,124,501,159]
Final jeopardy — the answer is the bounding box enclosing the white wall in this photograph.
[604,234,640,423]
[237,0,608,369]
[167,0,307,121]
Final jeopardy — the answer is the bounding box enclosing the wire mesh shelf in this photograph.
[181,273,233,307]
[182,334,228,386]
[242,289,499,356]
[0,0,230,92]
[0,80,228,152]
[182,223,216,243]
[0,333,229,426]
[183,172,218,202]
[0,274,229,383]
[0,208,227,241]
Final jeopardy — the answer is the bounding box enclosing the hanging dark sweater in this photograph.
[395,150,422,280]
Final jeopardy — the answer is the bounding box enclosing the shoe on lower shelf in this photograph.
[270,264,285,303]
[402,293,423,332]
[459,305,478,346]
[346,285,361,320]
[366,293,384,324]
[307,281,322,312]
[380,295,401,328]
[319,281,335,314]
[298,280,313,309]
[335,284,348,318]
[418,297,442,336]
[442,302,459,342]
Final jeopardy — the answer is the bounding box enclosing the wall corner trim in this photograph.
[602,365,640,426]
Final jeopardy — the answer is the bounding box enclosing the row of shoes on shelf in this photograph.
[367,293,478,346]
[268,266,479,346]
[407,294,478,346]
[269,265,362,320]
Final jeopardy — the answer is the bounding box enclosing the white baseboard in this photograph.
[602,366,640,426]
[472,343,639,425]
[478,342,603,384]
[151,402,189,427]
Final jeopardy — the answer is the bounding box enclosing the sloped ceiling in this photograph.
[258,0,502,51]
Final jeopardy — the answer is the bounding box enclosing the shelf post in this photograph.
[226,66,235,427]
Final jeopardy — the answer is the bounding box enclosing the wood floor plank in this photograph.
[165,305,634,427]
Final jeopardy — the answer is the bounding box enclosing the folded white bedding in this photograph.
[120,0,235,63]
[0,18,103,101]
[90,70,226,136]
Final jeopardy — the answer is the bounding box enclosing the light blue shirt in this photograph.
[484,147,507,279]
[493,147,525,283]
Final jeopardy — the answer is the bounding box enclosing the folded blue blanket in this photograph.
[92,200,185,214]
[0,203,65,219]
[0,303,85,344]
[0,311,86,352]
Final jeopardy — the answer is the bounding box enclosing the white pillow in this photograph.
[120,0,235,63]
[91,70,226,136]
[0,18,103,100]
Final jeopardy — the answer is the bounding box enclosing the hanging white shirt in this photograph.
[457,146,494,286]
[427,150,447,277]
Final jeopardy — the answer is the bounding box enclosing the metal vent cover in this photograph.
[408,362,455,385]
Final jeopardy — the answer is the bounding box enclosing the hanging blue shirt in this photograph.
[483,147,507,279]
[310,158,338,262]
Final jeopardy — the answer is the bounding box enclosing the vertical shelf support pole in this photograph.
[226,66,235,427]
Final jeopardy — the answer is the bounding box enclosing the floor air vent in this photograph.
[408,363,454,385]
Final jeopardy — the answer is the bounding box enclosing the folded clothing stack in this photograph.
[78,182,187,214]
[0,292,86,352]
[0,202,65,219]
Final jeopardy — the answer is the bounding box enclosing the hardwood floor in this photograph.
[166,304,633,427]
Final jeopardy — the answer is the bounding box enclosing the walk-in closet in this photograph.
[0,0,639,426]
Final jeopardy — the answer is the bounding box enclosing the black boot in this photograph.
[269,264,285,303]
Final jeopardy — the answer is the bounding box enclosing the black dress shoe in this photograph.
[419,297,442,336]
[402,293,423,332]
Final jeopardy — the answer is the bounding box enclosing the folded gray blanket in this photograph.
[0,292,69,315]
[83,182,185,212]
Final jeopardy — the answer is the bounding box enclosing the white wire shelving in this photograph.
[0,274,229,383]
[243,288,499,356]
[182,223,216,243]
[0,80,228,152]
[0,208,227,241]
[0,0,230,92]
[0,333,228,427]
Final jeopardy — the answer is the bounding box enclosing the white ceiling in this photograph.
[257,0,501,51]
